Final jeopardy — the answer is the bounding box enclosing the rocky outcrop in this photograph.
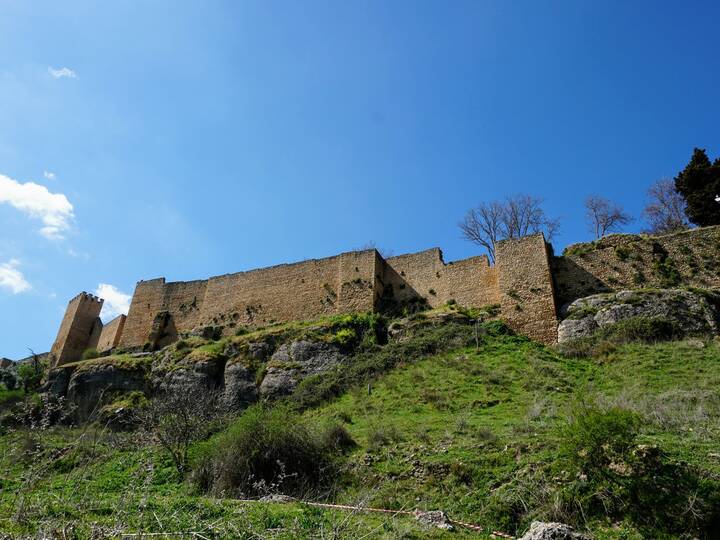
[259,340,345,399]
[42,367,73,396]
[67,363,149,420]
[518,521,590,540]
[153,355,225,395]
[558,289,720,343]
[221,360,258,410]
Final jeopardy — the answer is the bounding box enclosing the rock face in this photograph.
[42,367,72,396]
[222,360,258,411]
[259,341,345,399]
[558,289,720,343]
[518,521,590,540]
[67,364,148,420]
[153,357,225,395]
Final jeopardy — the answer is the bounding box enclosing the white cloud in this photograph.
[95,283,131,322]
[0,259,31,294]
[48,66,77,79]
[0,173,75,240]
[43,171,56,181]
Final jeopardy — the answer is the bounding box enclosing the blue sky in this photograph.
[1,1,719,358]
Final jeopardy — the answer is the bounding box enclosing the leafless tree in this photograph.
[642,179,689,234]
[136,387,220,475]
[584,195,633,239]
[459,195,559,262]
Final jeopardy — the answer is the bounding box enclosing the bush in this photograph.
[556,402,720,536]
[82,348,100,360]
[194,404,353,498]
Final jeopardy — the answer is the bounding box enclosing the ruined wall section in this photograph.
[496,234,558,345]
[119,251,381,349]
[382,249,500,309]
[50,292,104,366]
[118,279,167,350]
[554,225,720,307]
[96,315,126,353]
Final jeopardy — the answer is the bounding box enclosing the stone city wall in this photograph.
[94,315,127,353]
[496,234,559,345]
[118,250,381,350]
[57,227,720,362]
[49,292,104,367]
[382,249,500,309]
[554,225,720,307]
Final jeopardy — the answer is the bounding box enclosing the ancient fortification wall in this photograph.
[51,225,720,364]
[553,225,720,307]
[496,234,559,345]
[95,315,126,353]
[118,250,381,350]
[50,293,103,367]
[382,249,500,309]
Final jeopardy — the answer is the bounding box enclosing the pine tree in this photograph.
[674,148,720,226]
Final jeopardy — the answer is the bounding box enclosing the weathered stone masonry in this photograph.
[49,225,720,366]
[50,292,126,366]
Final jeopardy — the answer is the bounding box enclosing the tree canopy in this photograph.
[674,148,720,226]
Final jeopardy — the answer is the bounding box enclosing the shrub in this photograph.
[367,423,403,452]
[82,348,100,360]
[194,404,353,498]
[556,402,720,535]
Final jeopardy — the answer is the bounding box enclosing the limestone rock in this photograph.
[414,510,454,531]
[518,521,590,540]
[259,340,345,399]
[67,364,148,421]
[558,289,720,343]
[222,360,258,411]
[153,356,225,396]
[42,367,73,397]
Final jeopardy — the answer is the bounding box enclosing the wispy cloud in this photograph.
[0,259,31,294]
[95,283,131,322]
[0,173,75,240]
[48,66,77,79]
[43,171,56,181]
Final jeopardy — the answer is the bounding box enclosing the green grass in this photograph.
[1,322,719,538]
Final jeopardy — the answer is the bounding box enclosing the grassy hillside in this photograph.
[1,315,719,539]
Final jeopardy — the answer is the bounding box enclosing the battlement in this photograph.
[49,225,720,364]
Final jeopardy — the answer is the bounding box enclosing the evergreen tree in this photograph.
[674,148,720,226]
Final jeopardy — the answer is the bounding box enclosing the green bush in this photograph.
[82,348,100,360]
[194,404,353,498]
[556,403,720,536]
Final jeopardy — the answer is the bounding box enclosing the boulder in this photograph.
[414,510,454,531]
[558,289,720,343]
[259,340,345,399]
[518,521,590,540]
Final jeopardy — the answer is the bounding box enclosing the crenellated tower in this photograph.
[49,292,104,367]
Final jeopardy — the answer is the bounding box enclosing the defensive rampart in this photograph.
[50,225,720,364]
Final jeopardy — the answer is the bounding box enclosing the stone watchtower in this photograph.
[49,292,104,367]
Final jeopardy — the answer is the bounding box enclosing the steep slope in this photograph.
[1,312,719,538]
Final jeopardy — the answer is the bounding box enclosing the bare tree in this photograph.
[642,179,689,234]
[136,388,219,475]
[584,195,633,239]
[459,195,559,262]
